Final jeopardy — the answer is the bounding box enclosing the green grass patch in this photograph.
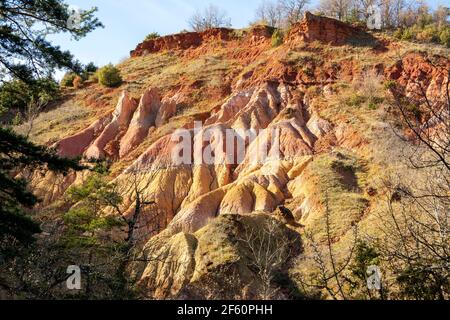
[301,151,370,241]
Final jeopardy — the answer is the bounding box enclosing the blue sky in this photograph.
[50,0,447,70]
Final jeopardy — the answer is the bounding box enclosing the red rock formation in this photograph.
[130,25,276,58]
[385,52,450,103]
[204,89,254,126]
[46,48,450,242]
[53,114,112,158]
[52,87,181,161]
[109,82,334,236]
[119,88,179,158]
[249,25,275,39]
[85,91,138,159]
[119,88,161,158]
[155,97,177,127]
[247,25,275,45]
[131,28,234,57]
[287,11,365,45]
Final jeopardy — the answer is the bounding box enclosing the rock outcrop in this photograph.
[16,7,450,301]
[133,231,197,299]
[47,46,449,241]
[46,78,344,236]
[21,13,450,299]
[85,91,138,159]
[132,214,299,299]
[119,88,161,158]
[287,11,367,45]
[54,115,112,158]
[131,12,366,58]
[131,28,234,57]
[109,81,333,239]
[54,88,179,160]
[385,52,450,103]
[155,96,177,127]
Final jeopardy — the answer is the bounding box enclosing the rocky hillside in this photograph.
[18,12,449,299]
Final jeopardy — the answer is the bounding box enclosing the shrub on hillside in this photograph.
[85,62,98,73]
[400,28,415,41]
[61,72,77,87]
[440,27,450,47]
[346,94,366,107]
[416,24,440,43]
[89,72,99,83]
[0,81,29,115]
[145,32,160,41]
[81,62,98,81]
[393,28,404,40]
[394,23,449,47]
[97,64,122,88]
[0,78,59,116]
[271,29,283,47]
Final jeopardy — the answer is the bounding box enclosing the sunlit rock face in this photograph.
[47,53,450,235]
[130,28,234,57]
[97,81,333,239]
[84,90,138,159]
[286,11,367,45]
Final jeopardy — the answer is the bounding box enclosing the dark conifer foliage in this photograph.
[0,127,84,248]
[0,0,103,83]
[0,0,101,250]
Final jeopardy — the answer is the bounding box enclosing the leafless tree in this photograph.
[103,163,165,293]
[238,217,292,300]
[395,0,429,28]
[0,217,129,299]
[24,97,46,138]
[188,4,231,32]
[279,0,310,26]
[318,0,354,21]
[381,56,450,299]
[255,0,284,27]
[387,58,449,172]
[353,0,376,22]
[0,161,168,299]
[434,5,450,28]
[294,195,358,300]
[379,0,406,28]
[254,0,310,28]
[376,183,449,299]
[352,0,403,28]
[121,166,158,245]
[103,163,164,246]
[63,163,166,297]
